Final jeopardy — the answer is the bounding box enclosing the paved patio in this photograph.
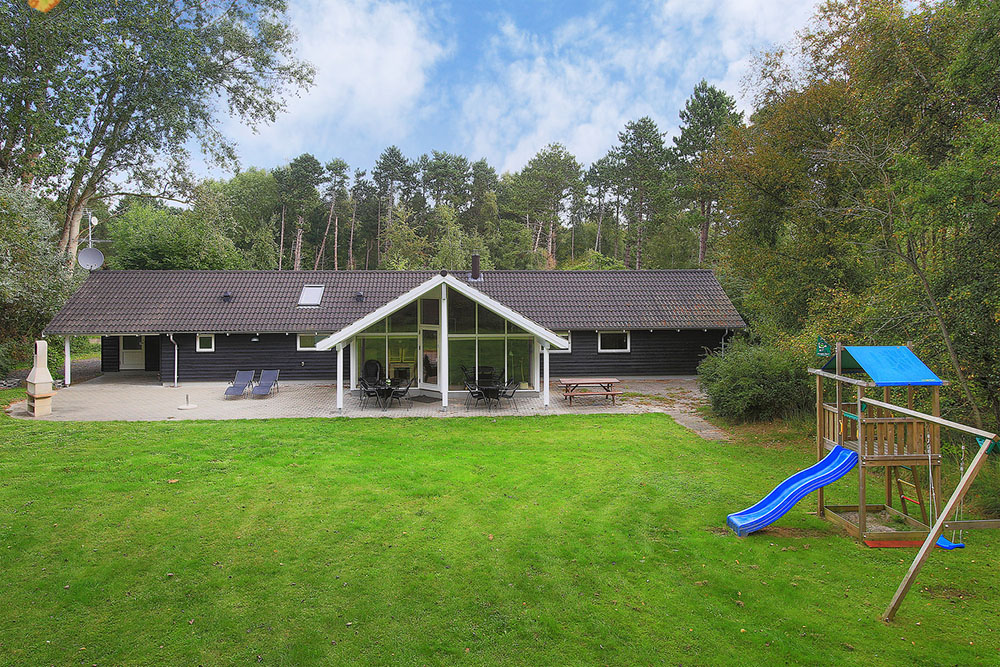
[6,374,728,439]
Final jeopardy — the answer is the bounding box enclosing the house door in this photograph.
[119,335,145,370]
[418,328,438,389]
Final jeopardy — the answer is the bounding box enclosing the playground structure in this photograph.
[728,344,997,621]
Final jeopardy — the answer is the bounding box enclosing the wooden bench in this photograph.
[562,390,623,406]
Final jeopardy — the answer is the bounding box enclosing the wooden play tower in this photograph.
[808,344,998,620]
[809,344,944,546]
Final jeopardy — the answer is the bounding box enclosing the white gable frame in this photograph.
[315,273,569,351]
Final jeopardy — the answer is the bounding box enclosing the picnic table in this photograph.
[558,377,623,406]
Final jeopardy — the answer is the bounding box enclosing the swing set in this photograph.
[807,344,998,621]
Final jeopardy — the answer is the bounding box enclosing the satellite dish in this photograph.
[77,247,105,270]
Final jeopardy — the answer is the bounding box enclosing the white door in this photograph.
[120,335,145,370]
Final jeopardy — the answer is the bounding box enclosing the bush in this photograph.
[698,340,812,422]
[972,458,1000,519]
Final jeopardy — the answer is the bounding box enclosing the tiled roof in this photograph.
[44,269,746,335]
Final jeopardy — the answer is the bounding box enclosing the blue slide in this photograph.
[727,446,859,537]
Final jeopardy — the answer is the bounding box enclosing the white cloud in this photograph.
[458,0,820,172]
[224,0,446,169]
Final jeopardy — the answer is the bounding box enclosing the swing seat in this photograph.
[935,535,965,550]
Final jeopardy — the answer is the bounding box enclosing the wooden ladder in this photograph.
[892,465,928,525]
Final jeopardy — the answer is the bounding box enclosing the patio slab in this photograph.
[6,374,652,421]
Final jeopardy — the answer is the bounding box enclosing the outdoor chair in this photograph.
[224,370,255,399]
[252,369,280,397]
[359,377,381,409]
[499,379,519,409]
[460,365,476,384]
[464,380,490,411]
[362,359,384,385]
[389,377,414,410]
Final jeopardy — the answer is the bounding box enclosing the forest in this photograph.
[1,0,998,432]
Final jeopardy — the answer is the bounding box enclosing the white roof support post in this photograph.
[533,339,541,392]
[336,342,344,411]
[349,337,358,391]
[64,337,71,387]
[542,341,550,408]
[439,283,449,410]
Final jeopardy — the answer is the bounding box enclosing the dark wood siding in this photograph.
[101,336,119,373]
[546,329,726,376]
[144,335,160,372]
[158,333,351,382]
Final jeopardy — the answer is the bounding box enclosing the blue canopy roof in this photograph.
[821,346,942,386]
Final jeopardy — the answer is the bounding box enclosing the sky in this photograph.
[215,0,821,177]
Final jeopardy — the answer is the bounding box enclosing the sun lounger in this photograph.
[252,369,280,397]
[224,370,255,398]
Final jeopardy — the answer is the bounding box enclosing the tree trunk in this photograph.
[292,222,304,271]
[314,197,336,271]
[333,210,339,271]
[594,200,604,253]
[278,206,286,270]
[62,197,88,272]
[698,200,710,265]
[348,201,357,270]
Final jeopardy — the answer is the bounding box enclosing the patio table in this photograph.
[558,377,623,406]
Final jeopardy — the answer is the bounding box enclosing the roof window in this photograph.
[298,285,325,307]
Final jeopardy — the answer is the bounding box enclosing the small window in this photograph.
[550,331,572,353]
[196,334,215,352]
[298,285,325,307]
[297,334,328,351]
[597,331,629,353]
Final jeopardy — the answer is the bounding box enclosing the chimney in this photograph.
[470,254,481,281]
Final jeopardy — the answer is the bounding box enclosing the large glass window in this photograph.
[448,290,476,333]
[420,298,439,325]
[477,338,505,379]
[389,301,418,332]
[477,306,505,334]
[388,336,418,382]
[507,338,534,388]
[359,337,387,381]
[449,338,477,388]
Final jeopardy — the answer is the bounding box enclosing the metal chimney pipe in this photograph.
[471,254,481,280]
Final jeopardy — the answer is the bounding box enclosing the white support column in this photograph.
[349,337,358,390]
[439,283,449,409]
[533,339,541,391]
[542,341,550,407]
[336,343,344,411]
[64,337,71,387]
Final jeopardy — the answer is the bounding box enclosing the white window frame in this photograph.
[298,284,325,307]
[597,330,630,354]
[297,333,328,351]
[196,333,215,352]
[550,331,572,353]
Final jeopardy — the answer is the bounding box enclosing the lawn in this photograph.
[1,389,997,665]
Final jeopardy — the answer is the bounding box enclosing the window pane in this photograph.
[507,338,534,389]
[124,335,143,350]
[477,305,505,334]
[421,329,438,384]
[508,322,527,335]
[600,332,628,351]
[420,298,439,325]
[449,338,476,389]
[195,335,211,351]
[298,285,325,306]
[477,338,505,382]
[388,336,418,382]
[448,289,476,333]
[362,318,386,334]
[359,336,387,381]
[389,301,418,332]
[299,334,317,349]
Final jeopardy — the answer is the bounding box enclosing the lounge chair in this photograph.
[224,370,255,398]
[252,369,280,397]
[362,359,384,385]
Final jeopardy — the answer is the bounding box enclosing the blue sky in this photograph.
[218,0,820,176]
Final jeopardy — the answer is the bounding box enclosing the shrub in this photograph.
[698,340,812,422]
[972,458,1000,519]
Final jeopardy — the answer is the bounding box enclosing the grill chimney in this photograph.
[471,254,481,281]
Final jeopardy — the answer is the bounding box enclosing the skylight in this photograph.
[298,285,325,307]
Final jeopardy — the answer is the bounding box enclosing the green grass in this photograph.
[1,390,998,664]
